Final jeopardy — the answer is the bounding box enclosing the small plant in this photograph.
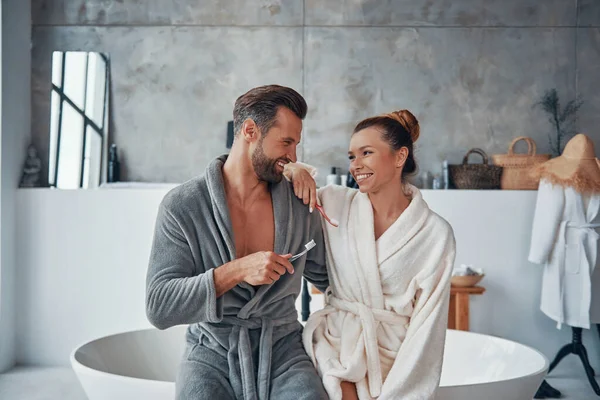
[534,89,583,157]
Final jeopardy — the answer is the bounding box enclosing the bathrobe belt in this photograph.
[222,313,298,400]
[324,290,410,398]
[555,221,600,328]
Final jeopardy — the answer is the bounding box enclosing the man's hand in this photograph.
[215,252,295,297]
[238,251,294,285]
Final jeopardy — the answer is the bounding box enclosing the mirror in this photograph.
[48,51,110,189]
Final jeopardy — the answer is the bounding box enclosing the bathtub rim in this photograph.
[69,327,186,386]
[69,327,549,388]
[441,329,549,388]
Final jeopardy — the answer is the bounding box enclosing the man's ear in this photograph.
[241,119,260,143]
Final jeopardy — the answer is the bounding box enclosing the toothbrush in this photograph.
[290,240,316,262]
[315,204,339,228]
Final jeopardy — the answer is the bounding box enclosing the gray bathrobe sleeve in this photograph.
[302,211,329,293]
[145,193,224,329]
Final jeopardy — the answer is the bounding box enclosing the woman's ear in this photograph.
[395,147,409,168]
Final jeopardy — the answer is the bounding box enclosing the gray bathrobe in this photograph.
[146,155,329,400]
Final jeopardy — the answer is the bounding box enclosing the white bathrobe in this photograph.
[528,179,600,329]
[303,184,456,400]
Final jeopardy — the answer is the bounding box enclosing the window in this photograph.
[49,51,109,189]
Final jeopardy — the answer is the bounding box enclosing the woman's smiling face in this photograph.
[348,126,405,193]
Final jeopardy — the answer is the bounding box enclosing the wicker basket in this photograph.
[491,137,550,190]
[449,148,503,190]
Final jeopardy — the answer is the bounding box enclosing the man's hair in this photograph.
[233,85,307,137]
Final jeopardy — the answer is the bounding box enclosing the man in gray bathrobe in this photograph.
[146,85,329,400]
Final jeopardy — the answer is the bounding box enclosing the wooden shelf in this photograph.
[450,285,486,295]
[449,285,485,331]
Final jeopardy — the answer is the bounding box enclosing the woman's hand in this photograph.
[288,165,317,213]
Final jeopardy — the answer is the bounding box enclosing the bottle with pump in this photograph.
[326,167,341,185]
[442,160,450,189]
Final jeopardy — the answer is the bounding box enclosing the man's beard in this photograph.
[251,138,284,183]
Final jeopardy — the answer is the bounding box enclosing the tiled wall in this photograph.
[31,1,600,185]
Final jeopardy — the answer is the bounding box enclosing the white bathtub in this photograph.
[71,327,548,400]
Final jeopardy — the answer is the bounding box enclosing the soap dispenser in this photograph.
[326,167,341,185]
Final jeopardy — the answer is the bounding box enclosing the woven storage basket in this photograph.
[449,148,503,190]
[491,137,550,190]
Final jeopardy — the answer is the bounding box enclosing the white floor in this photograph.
[0,366,86,400]
[0,364,598,400]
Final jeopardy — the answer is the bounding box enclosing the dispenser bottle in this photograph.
[326,167,341,185]
[108,144,121,183]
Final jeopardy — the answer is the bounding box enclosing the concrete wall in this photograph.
[1,0,31,372]
[30,1,600,186]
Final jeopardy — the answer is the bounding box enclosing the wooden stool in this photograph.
[448,285,485,331]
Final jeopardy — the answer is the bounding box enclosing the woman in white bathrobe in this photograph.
[284,110,456,400]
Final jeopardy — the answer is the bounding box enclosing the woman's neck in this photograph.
[368,182,411,221]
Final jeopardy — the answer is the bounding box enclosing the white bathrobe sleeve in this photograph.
[528,179,565,265]
[379,232,456,400]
